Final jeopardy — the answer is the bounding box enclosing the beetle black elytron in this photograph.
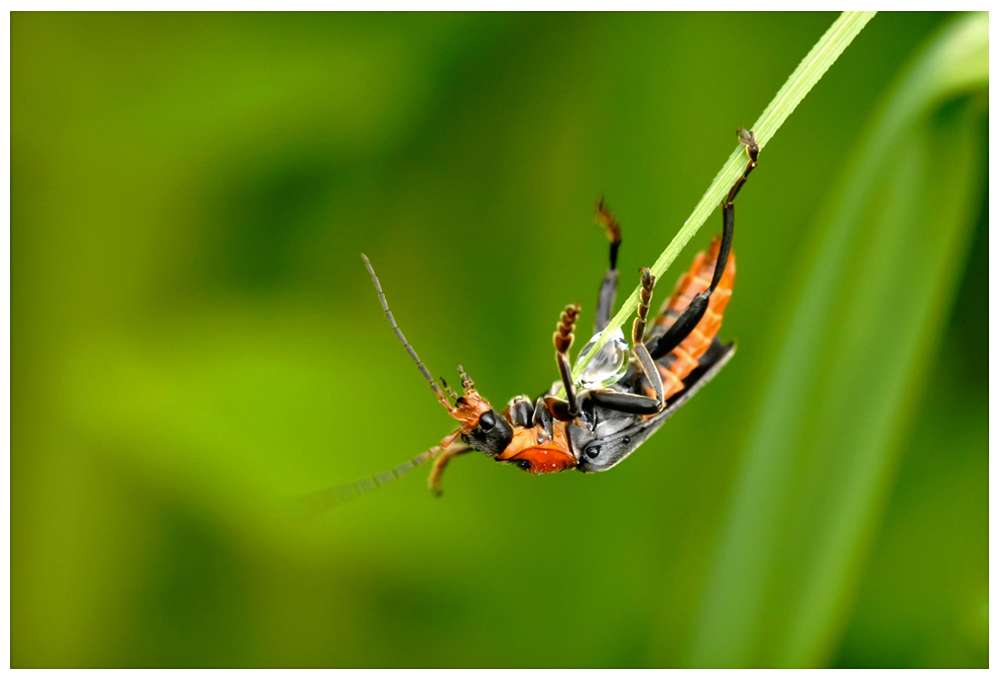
[307,128,759,509]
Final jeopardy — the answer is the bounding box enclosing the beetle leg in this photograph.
[724,127,760,206]
[583,267,666,417]
[648,128,757,361]
[553,303,582,418]
[427,440,474,497]
[508,396,534,429]
[588,389,661,415]
[594,197,622,333]
[632,267,665,410]
[646,253,720,362]
[544,396,575,422]
[533,396,555,442]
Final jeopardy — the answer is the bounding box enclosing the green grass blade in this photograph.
[566,11,876,390]
[690,13,988,668]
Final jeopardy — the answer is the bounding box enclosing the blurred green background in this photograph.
[12,12,987,668]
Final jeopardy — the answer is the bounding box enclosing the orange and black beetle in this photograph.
[310,128,758,508]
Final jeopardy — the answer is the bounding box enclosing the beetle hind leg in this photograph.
[646,128,756,361]
[594,197,622,333]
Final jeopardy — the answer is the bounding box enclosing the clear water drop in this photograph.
[574,328,629,389]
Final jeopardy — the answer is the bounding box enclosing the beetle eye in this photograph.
[516,459,532,471]
[478,410,496,431]
[622,436,631,445]
[585,445,601,459]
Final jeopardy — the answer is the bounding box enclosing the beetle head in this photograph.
[460,407,514,457]
[441,365,513,457]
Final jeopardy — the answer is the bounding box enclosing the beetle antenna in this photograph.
[292,440,470,518]
[362,254,454,413]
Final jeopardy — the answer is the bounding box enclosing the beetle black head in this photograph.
[460,408,513,457]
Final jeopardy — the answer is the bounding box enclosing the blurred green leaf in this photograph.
[690,12,987,668]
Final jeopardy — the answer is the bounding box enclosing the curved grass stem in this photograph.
[564,11,876,392]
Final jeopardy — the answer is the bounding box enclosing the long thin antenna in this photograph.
[292,443,448,519]
[361,254,453,413]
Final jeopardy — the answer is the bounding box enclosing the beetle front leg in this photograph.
[586,267,665,417]
[552,303,581,419]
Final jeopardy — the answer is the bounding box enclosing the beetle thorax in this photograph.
[496,422,578,474]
